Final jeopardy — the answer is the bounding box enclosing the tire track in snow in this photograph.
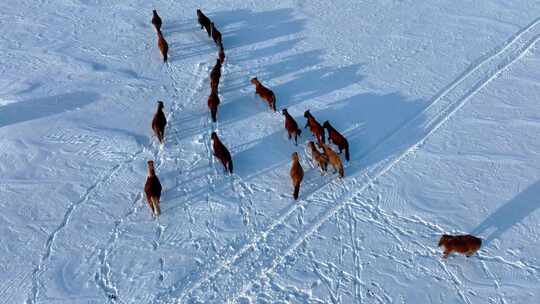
[437,260,472,304]
[307,254,395,304]
[150,26,258,300]
[92,58,206,303]
[152,45,255,300]
[220,61,266,238]
[197,58,224,253]
[26,21,174,300]
[309,252,341,304]
[240,196,445,302]
[223,61,261,236]
[25,150,142,304]
[168,58,236,256]
[346,204,364,303]
[152,40,268,302]
[0,270,32,304]
[149,60,207,288]
[149,61,200,291]
[164,61,207,232]
[94,192,143,304]
[160,14,540,304]
[479,259,507,304]
[93,112,168,302]
[225,16,540,302]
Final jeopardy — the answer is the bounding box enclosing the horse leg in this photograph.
[146,196,155,214]
[221,158,228,173]
[443,250,450,259]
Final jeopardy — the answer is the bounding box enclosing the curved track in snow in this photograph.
[164,14,540,304]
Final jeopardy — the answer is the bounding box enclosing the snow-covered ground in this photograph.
[1,1,539,303]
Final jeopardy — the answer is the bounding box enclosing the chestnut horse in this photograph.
[438,234,482,258]
[290,152,304,200]
[307,141,328,174]
[282,109,301,145]
[319,143,344,178]
[157,29,168,62]
[250,77,276,112]
[144,160,162,217]
[303,110,325,145]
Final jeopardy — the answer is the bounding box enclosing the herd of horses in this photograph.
[142,9,482,259]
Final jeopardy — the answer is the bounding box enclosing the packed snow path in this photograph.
[1,1,539,303]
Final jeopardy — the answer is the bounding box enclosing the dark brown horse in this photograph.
[151,10,162,32]
[218,42,225,64]
[323,120,350,161]
[210,22,222,46]
[210,59,222,92]
[152,101,167,143]
[208,90,220,122]
[211,132,233,174]
[196,9,212,37]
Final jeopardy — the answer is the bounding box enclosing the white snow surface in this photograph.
[1,0,540,303]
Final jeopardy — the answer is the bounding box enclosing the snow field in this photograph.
[0,1,539,303]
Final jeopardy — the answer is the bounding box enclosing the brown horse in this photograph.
[196,9,211,37]
[157,29,168,62]
[250,77,276,112]
[218,42,225,64]
[323,121,349,161]
[144,160,162,217]
[210,22,222,46]
[438,234,482,258]
[151,9,162,32]
[304,110,325,145]
[152,101,167,143]
[282,109,301,145]
[210,59,222,92]
[290,152,304,200]
[211,132,233,174]
[307,141,328,174]
[208,90,220,122]
[319,143,344,178]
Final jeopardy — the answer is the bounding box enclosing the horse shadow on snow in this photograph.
[234,92,426,182]
[166,8,305,62]
[0,91,99,128]
[473,180,540,247]
[160,8,433,229]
